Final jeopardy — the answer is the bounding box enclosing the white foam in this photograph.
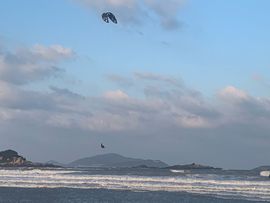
[170,169,185,173]
[0,169,269,201]
[260,171,270,177]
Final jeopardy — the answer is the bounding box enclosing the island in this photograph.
[165,163,222,170]
[68,153,168,168]
[0,149,59,167]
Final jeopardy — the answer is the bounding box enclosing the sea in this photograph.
[0,167,269,203]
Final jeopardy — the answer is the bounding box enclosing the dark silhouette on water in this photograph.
[102,12,117,24]
[101,143,105,149]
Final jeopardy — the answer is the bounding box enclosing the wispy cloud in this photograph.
[106,74,134,87]
[144,0,186,30]
[251,73,270,89]
[134,72,183,87]
[0,44,75,85]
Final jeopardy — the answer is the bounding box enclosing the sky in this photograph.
[0,0,270,169]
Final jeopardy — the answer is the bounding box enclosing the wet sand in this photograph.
[0,187,265,203]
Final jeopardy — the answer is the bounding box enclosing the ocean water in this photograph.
[0,167,269,202]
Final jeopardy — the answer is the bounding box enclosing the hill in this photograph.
[68,153,168,168]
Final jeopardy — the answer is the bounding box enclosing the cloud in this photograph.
[50,86,83,99]
[174,114,212,128]
[103,90,129,100]
[144,0,186,30]
[75,0,186,30]
[106,74,134,87]
[217,86,270,126]
[31,45,74,62]
[251,73,270,89]
[134,72,183,88]
[0,44,75,85]
[1,67,269,135]
[218,86,249,102]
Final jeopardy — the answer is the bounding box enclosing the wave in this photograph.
[0,169,269,201]
[260,171,270,177]
[170,169,185,173]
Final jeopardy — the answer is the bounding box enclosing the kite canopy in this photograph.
[102,12,117,24]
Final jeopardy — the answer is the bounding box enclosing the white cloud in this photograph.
[103,90,129,100]
[174,115,212,128]
[31,44,74,62]
[217,86,270,126]
[218,86,249,101]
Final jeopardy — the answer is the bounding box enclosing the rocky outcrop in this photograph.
[0,150,29,166]
[0,149,60,167]
[252,166,270,171]
[166,163,222,170]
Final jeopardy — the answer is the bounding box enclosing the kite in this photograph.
[102,12,117,24]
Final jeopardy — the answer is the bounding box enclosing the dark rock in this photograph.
[166,163,222,170]
[0,149,27,166]
[0,149,60,168]
[252,166,270,171]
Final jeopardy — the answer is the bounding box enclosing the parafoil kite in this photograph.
[102,12,117,24]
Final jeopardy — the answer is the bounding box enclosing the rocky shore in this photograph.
[0,149,59,167]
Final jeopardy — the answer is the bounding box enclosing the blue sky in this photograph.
[0,0,270,168]
[1,0,269,96]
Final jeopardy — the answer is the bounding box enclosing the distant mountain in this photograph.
[166,163,222,170]
[46,160,66,167]
[68,153,168,168]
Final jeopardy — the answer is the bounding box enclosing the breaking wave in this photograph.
[260,171,270,177]
[0,168,269,201]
